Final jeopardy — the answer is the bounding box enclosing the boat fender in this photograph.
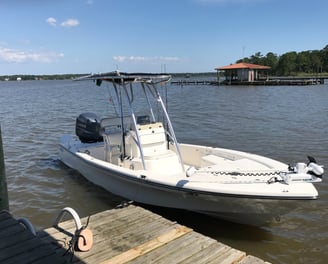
[76,225,93,252]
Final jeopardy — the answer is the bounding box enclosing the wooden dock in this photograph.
[1,205,270,264]
[0,210,66,264]
[171,80,219,85]
[171,77,326,86]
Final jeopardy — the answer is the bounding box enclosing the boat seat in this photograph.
[125,122,167,158]
[103,133,122,162]
[125,149,182,174]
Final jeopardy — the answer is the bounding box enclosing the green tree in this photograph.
[276,52,297,75]
[321,45,328,72]
[309,50,322,73]
[235,44,328,76]
[296,51,311,72]
[251,52,264,64]
[263,52,278,74]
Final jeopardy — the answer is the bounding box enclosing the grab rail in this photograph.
[17,217,36,236]
[53,207,82,230]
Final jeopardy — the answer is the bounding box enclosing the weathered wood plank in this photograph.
[132,232,211,264]
[100,225,192,264]
[1,205,271,264]
[74,218,180,263]
[178,241,229,264]
[239,255,271,264]
[37,205,270,264]
[1,241,65,264]
[207,247,246,264]
[0,210,67,264]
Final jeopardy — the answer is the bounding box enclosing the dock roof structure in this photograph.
[215,62,271,71]
[215,62,271,84]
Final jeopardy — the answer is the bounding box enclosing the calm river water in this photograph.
[1,79,327,264]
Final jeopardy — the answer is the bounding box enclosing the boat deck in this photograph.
[1,205,270,264]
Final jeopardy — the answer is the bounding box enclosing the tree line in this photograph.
[237,45,328,76]
[0,74,86,81]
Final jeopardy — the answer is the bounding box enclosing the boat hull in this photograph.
[59,139,310,225]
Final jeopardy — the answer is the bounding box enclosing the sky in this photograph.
[0,0,327,75]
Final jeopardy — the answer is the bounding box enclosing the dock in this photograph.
[171,77,326,86]
[0,210,66,263]
[171,80,219,85]
[1,205,270,263]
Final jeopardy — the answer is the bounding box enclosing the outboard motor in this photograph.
[76,113,103,143]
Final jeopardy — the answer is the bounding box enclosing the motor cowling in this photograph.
[307,162,324,177]
[76,113,103,143]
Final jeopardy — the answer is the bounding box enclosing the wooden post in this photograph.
[0,125,9,211]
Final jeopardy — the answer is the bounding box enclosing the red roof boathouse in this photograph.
[215,62,271,84]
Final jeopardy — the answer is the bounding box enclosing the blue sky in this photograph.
[0,0,327,74]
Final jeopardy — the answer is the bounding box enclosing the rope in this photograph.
[209,170,285,177]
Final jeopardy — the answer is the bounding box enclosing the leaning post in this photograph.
[0,124,9,211]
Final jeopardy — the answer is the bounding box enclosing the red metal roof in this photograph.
[215,62,271,70]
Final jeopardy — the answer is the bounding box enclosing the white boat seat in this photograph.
[125,122,167,158]
[126,149,182,174]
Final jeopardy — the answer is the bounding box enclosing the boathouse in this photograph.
[215,62,271,84]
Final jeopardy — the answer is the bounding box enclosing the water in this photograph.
[1,80,327,264]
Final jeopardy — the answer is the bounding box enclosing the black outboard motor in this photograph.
[76,113,103,143]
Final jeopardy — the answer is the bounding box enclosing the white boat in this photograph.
[59,71,324,225]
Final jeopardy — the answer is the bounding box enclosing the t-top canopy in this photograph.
[75,71,171,85]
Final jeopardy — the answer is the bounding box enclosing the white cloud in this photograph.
[60,19,80,28]
[46,17,80,28]
[0,47,64,63]
[46,17,57,27]
[113,56,181,63]
[86,0,94,4]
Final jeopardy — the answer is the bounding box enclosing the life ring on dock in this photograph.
[54,207,93,252]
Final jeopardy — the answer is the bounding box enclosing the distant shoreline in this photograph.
[0,72,216,81]
[1,72,327,81]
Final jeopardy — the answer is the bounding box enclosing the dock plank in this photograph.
[1,204,272,264]
[239,255,271,264]
[74,215,181,263]
[101,225,192,264]
[132,232,211,264]
[207,247,246,264]
[0,210,67,264]
[179,241,230,264]
[38,205,270,264]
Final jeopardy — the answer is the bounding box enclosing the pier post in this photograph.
[0,125,9,211]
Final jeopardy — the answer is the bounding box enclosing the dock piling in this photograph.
[0,124,9,211]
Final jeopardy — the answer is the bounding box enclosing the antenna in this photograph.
[242,46,246,59]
